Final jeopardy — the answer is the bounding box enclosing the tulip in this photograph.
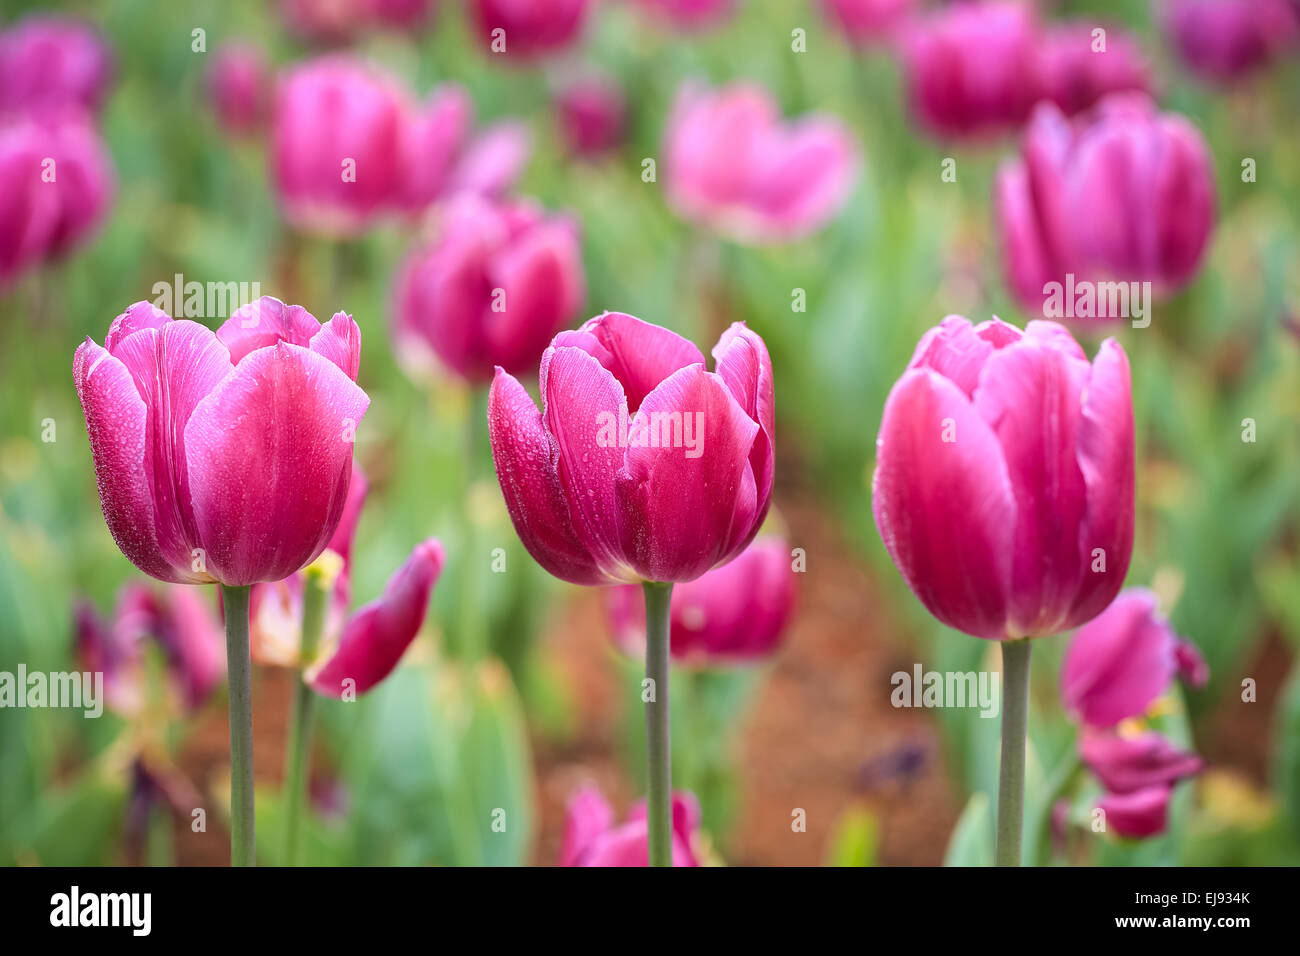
[663,82,858,243]
[0,15,113,115]
[443,120,531,200]
[897,2,1040,139]
[1079,730,1204,796]
[818,0,916,47]
[1061,588,1209,729]
[1095,785,1175,839]
[470,0,590,60]
[632,0,737,31]
[0,117,59,287]
[1160,0,1300,83]
[393,194,585,383]
[1035,22,1152,117]
[395,86,473,213]
[559,785,701,866]
[555,74,625,158]
[208,44,271,137]
[607,536,795,665]
[490,310,774,864]
[995,94,1216,319]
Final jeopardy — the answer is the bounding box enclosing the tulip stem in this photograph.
[220,583,255,867]
[282,564,328,866]
[996,638,1032,867]
[643,581,674,867]
[457,387,488,661]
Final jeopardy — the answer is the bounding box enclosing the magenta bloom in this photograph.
[555,74,625,158]
[632,0,737,31]
[872,315,1133,640]
[1080,730,1204,796]
[489,312,774,585]
[395,85,472,212]
[664,82,858,244]
[470,0,590,60]
[560,785,701,866]
[897,1,1039,139]
[608,536,795,665]
[1061,588,1209,728]
[995,93,1216,319]
[393,194,584,383]
[74,296,369,587]
[0,117,59,286]
[1161,0,1300,83]
[0,15,113,115]
[819,0,916,47]
[1035,22,1152,117]
[1096,785,1177,839]
[208,44,271,137]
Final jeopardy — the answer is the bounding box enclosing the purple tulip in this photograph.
[819,0,917,47]
[1080,729,1204,795]
[488,311,774,585]
[1036,22,1152,117]
[74,296,369,587]
[470,0,590,60]
[995,93,1216,319]
[1061,588,1209,728]
[1096,785,1176,839]
[0,15,113,116]
[897,1,1040,139]
[872,315,1134,640]
[1160,0,1300,83]
[555,74,625,158]
[632,0,737,31]
[392,194,585,383]
[664,82,858,244]
[607,536,796,665]
[559,785,701,866]
[208,44,271,137]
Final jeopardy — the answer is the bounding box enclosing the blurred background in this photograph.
[0,0,1298,866]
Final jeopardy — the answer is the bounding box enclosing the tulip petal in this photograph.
[217,296,322,364]
[1096,785,1172,839]
[486,221,584,375]
[570,311,705,412]
[1080,730,1203,794]
[310,311,363,381]
[908,314,1021,398]
[559,785,615,867]
[105,301,171,353]
[711,322,775,530]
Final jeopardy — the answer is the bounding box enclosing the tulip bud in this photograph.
[1160,0,1300,83]
[0,15,114,115]
[559,785,701,866]
[208,44,271,137]
[555,75,625,158]
[470,0,590,60]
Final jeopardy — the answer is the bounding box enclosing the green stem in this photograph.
[282,566,329,866]
[220,583,255,867]
[996,638,1032,867]
[457,387,488,661]
[643,581,674,867]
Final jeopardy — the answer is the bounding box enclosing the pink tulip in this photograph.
[1061,588,1209,728]
[560,785,701,866]
[0,117,58,286]
[1160,0,1300,83]
[1080,729,1204,796]
[1035,22,1152,117]
[897,1,1040,139]
[1096,785,1176,839]
[272,56,407,235]
[818,0,916,47]
[632,0,737,31]
[555,74,625,158]
[470,0,590,60]
[489,311,774,585]
[208,44,271,137]
[607,536,795,664]
[995,93,1216,319]
[74,296,369,587]
[0,15,113,115]
[444,120,531,200]
[392,194,585,383]
[664,82,858,243]
[872,315,1134,640]
[395,85,473,212]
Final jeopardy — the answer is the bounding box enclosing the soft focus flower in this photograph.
[606,536,796,664]
[74,296,369,587]
[872,315,1133,640]
[279,0,372,44]
[395,85,473,212]
[1061,588,1209,728]
[1096,785,1178,838]
[559,785,701,866]
[489,311,774,585]
[1080,730,1204,795]
[1160,0,1300,83]
[470,0,590,60]
[1035,22,1152,117]
[897,1,1040,139]
[555,74,625,158]
[208,44,271,136]
[393,193,584,382]
[663,81,858,243]
[0,15,113,115]
[818,0,916,47]
[369,0,438,31]
[633,0,737,31]
[995,94,1216,319]
[443,120,531,200]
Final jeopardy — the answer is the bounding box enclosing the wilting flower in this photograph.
[470,0,590,60]
[607,536,795,664]
[0,15,113,115]
[818,0,916,47]
[76,582,225,716]
[1061,588,1209,728]
[250,463,445,697]
[1160,0,1300,83]
[872,315,1133,640]
[664,82,858,243]
[995,93,1216,319]
[560,785,701,866]
[74,296,369,587]
[208,44,271,136]
[489,311,774,585]
[393,194,584,383]
[897,1,1040,139]
[555,74,625,158]
[632,0,737,31]
[1035,22,1152,117]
